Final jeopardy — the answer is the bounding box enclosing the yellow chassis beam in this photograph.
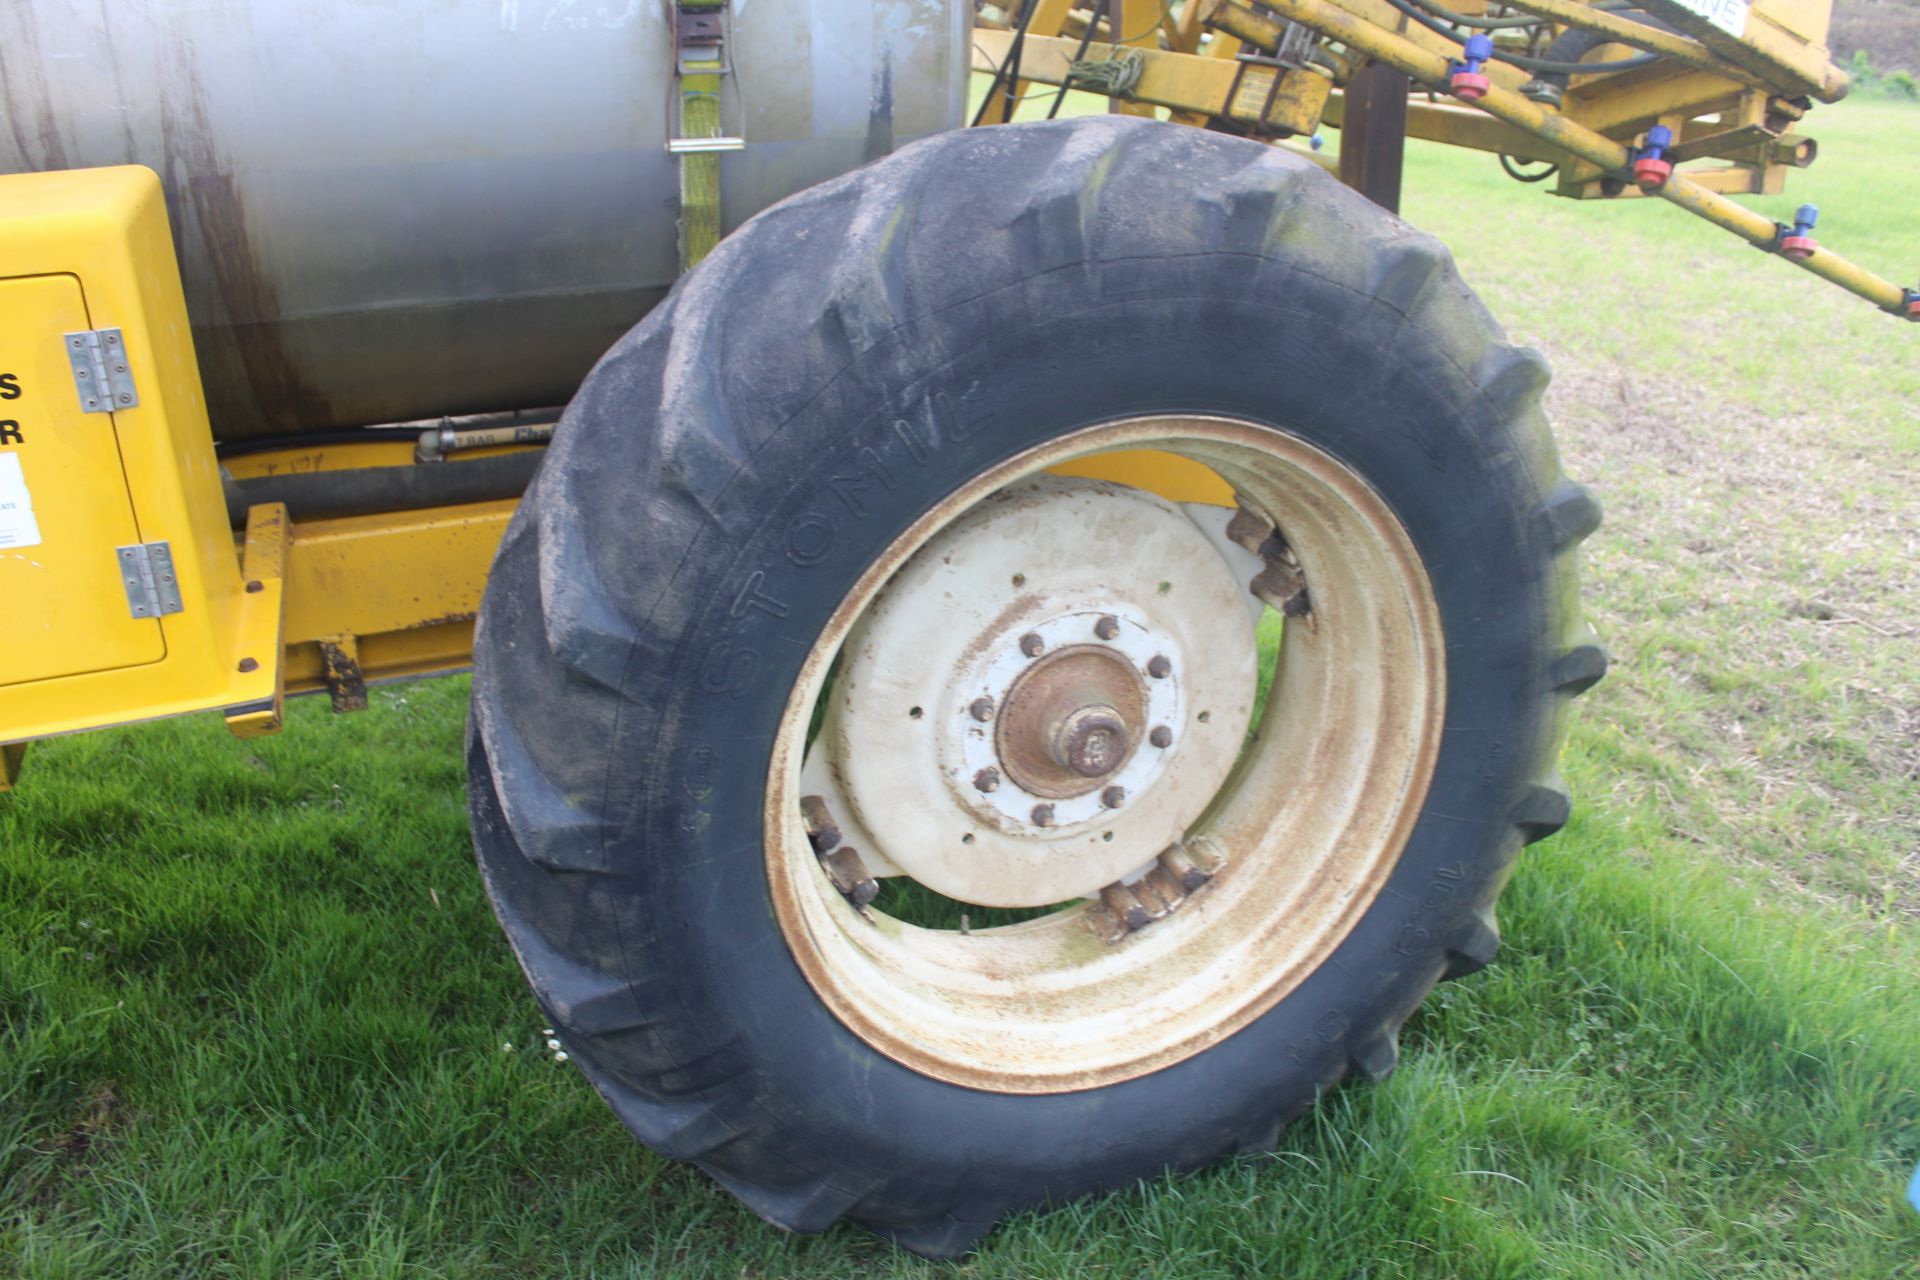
[256,448,1227,710]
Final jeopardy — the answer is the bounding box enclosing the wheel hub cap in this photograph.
[813,475,1258,907]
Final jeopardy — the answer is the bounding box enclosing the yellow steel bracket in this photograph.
[223,502,289,739]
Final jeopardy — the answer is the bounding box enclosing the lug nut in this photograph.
[973,767,1001,793]
[1030,803,1056,828]
[1101,785,1126,809]
[237,657,259,673]
[969,696,995,722]
[1094,615,1120,641]
[1019,632,1045,658]
[1150,725,1173,749]
[1146,654,1171,679]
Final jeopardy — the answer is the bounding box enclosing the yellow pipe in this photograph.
[1213,0,1914,317]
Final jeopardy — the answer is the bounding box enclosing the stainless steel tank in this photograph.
[0,1,965,438]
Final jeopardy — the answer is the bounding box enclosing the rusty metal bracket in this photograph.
[318,633,370,713]
[675,8,725,45]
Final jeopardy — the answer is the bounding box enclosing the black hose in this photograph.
[1385,0,1660,73]
[223,450,544,526]
[1521,7,1677,96]
[216,429,421,459]
[1499,153,1559,182]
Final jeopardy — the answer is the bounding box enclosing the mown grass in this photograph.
[4,99,1918,1276]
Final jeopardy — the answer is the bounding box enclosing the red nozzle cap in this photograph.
[1905,297,1920,321]
[1780,234,1817,261]
[1450,70,1490,101]
[1631,155,1672,191]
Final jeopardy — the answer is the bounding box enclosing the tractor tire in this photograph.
[467,116,1603,1257]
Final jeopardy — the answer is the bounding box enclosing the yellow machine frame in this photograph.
[0,0,1911,783]
[0,165,1231,785]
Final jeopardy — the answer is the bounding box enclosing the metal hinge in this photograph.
[64,329,140,414]
[116,541,184,619]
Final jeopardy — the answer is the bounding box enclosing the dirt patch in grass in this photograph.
[27,1082,127,1212]
[1544,347,1919,919]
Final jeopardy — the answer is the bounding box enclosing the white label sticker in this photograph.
[0,452,44,549]
[1671,0,1747,38]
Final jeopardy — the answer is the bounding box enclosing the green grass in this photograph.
[5,102,1920,1276]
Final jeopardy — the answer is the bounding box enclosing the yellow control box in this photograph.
[0,166,284,757]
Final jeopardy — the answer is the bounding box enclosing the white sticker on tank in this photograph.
[1671,0,1747,37]
[0,452,43,549]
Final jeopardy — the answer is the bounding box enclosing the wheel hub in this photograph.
[811,474,1259,908]
[960,612,1178,831]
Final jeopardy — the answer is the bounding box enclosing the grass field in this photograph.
[4,98,1918,1277]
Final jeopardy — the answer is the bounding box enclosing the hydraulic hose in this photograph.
[223,450,544,526]
[1522,8,1678,98]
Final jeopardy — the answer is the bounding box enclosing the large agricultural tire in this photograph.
[467,116,1604,1256]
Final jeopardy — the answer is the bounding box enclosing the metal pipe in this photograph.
[416,423,557,463]
[1213,0,1915,318]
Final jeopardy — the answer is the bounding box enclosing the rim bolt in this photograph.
[1030,803,1056,828]
[1101,785,1126,809]
[1019,632,1045,658]
[969,696,995,722]
[973,767,1001,793]
[1093,615,1120,641]
[1146,654,1171,679]
[1149,725,1173,749]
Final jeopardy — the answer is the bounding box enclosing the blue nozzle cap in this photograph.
[1794,203,1819,232]
[1645,124,1672,150]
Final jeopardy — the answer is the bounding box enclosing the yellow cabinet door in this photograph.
[1,273,165,688]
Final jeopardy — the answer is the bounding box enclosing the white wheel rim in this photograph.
[765,416,1446,1093]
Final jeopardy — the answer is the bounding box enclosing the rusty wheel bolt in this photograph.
[969,696,995,722]
[1030,803,1056,827]
[1150,725,1173,749]
[1094,614,1120,641]
[973,767,1001,793]
[1146,654,1172,679]
[237,657,259,673]
[1101,785,1126,809]
[1019,632,1045,658]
